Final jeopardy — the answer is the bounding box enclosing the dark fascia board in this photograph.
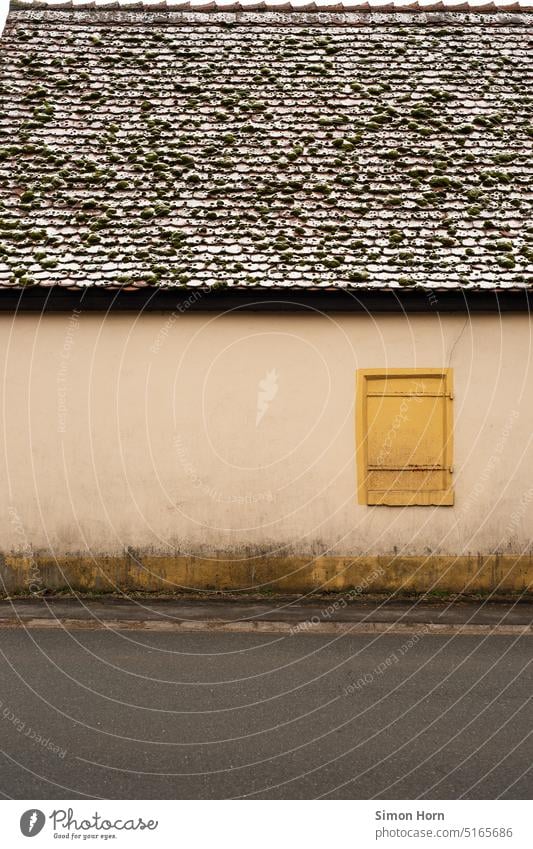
[0,286,531,313]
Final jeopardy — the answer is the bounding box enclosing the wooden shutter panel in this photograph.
[356,369,454,506]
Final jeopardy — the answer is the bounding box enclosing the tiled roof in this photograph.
[0,8,531,290]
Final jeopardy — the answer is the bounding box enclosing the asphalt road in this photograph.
[0,628,530,799]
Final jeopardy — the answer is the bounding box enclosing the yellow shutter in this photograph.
[356,369,454,506]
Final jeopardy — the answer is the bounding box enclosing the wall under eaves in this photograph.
[0,309,532,595]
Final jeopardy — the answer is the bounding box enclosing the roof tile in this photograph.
[0,7,531,290]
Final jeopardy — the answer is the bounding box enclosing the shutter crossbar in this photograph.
[367,464,445,471]
[366,392,451,398]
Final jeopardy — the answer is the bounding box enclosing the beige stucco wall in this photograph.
[1,309,532,569]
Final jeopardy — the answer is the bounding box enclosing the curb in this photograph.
[0,617,531,636]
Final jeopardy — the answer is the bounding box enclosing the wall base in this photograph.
[1,553,532,595]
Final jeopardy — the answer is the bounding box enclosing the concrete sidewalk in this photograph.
[0,596,531,635]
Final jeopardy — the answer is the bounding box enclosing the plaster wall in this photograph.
[0,310,532,568]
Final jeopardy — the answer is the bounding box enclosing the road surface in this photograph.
[0,627,530,799]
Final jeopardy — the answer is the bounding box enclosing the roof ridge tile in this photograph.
[8,0,533,10]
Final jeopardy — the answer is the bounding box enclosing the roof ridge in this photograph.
[9,0,533,11]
